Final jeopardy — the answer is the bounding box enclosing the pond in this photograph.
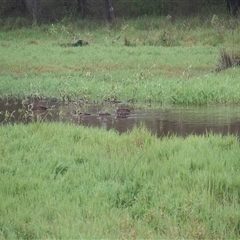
[1,98,240,138]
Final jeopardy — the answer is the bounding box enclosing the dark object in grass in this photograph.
[216,50,240,72]
[72,40,89,47]
[116,107,130,118]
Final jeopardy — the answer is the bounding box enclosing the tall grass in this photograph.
[1,15,240,239]
[0,122,240,238]
[1,15,240,105]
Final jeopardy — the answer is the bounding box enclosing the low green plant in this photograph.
[1,14,240,239]
[0,123,240,239]
[1,16,240,106]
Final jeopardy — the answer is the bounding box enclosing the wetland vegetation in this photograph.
[1,123,240,239]
[1,15,240,105]
[1,14,240,239]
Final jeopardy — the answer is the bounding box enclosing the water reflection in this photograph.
[1,98,240,138]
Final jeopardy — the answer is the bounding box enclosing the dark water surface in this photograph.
[1,98,240,138]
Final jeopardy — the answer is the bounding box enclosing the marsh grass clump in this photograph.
[124,37,130,46]
[216,50,240,71]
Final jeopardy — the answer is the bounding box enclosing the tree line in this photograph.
[0,0,233,24]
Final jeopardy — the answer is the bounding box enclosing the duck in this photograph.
[116,113,128,118]
[28,103,48,112]
[116,107,130,118]
[98,112,111,116]
[116,107,130,114]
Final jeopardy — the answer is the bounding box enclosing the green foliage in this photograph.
[0,123,240,238]
[1,15,240,106]
[1,13,240,239]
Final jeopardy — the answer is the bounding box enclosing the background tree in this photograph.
[77,0,87,19]
[14,0,27,12]
[0,0,230,23]
[105,0,115,23]
[26,0,42,24]
[226,0,240,16]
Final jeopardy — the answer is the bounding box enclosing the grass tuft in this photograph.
[216,49,240,72]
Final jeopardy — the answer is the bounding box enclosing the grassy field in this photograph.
[1,15,240,239]
[0,123,240,239]
[1,15,240,106]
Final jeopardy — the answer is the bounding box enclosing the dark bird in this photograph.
[99,112,111,116]
[116,107,130,114]
[72,40,89,47]
[116,107,130,118]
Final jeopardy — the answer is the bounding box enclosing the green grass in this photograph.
[1,15,240,105]
[0,122,240,239]
[1,16,240,239]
